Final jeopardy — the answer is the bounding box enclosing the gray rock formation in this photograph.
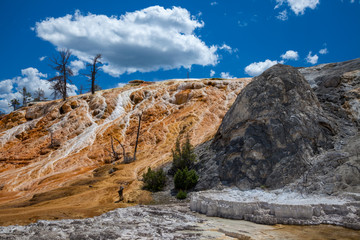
[299,58,360,147]
[196,64,336,190]
[190,189,360,230]
[287,58,360,195]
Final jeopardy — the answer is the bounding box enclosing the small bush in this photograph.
[176,190,187,199]
[174,168,198,190]
[142,167,166,192]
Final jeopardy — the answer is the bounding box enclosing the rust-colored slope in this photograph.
[0,78,251,225]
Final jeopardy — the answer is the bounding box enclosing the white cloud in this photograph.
[70,60,86,76]
[219,44,232,53]
[319,48,328,55]
[0,68,77,113]
[276,9,288,21]
[35,6,218,77]
[245,59,282,77]
[0,99,10,113]
[220,72,236,79]
[306,51,319,64]
[39,56,47,61]
[210,2,218,6]
[210,70,215,77]
[0,79,14,93]
[275,0,285,9]
[275,0,319,15]
[280,50,299,60]
[116,83,126,88]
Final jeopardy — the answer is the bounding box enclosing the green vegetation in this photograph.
[142,167,166,192]
[169,135,199,199]
[174,168,198,190]
[170,135,197,174]
[176,190,187,200]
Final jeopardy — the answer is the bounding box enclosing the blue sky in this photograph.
[0,0,359,113]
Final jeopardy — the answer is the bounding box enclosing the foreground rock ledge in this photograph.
[190,189,360,230]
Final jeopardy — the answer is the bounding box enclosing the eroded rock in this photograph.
[196,64,335,190]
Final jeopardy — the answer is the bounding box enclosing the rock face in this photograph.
[196,64,336,190]
[299,58,360,147]
[287,58,360,195]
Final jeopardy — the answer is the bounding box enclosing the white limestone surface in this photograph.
[190,188,360,229]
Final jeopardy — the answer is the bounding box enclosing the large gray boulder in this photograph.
[196,64,336,190]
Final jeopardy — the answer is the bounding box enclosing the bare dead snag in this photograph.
[113,136,126,162]
[84,54,102,94]
[133,113,142,162]
[48,49,73,101]
[105,113,142,164]
[105,135,120,162]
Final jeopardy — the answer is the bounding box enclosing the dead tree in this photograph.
[34,88,46,101]
[48,49,74,101]
[113,136,126,161]
[19,87,32,106]
[79,85,84,95]
[105,113,142,164]
[84,54,102,94]
[9,98,20,111]
[105,135,120,162]
[133,113,142,162]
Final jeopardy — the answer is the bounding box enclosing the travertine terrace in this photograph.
[0,78,250,225]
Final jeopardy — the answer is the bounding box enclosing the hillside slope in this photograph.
[0,78,251,225]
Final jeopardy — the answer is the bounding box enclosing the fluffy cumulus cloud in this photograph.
[0,68,77,113]
[245,59,282,77]
[220,72,236,79]
[306,51,319,64]
[70,60,86,76]
[281,50,299,60]
[0,80,13,93]
[319,48,328,55]
[210,70,215,77]
[39,56,47,61]
[275,0,320,15]
[35,6,218,77]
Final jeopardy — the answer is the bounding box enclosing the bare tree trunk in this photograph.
[63,64,67,101]
[110,136,119,161]
[133,113,142,161]
[91,64,95,94]
[113,136,126,162]
[105,136,120,162]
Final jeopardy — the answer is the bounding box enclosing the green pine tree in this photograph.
[170,135,196,174]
